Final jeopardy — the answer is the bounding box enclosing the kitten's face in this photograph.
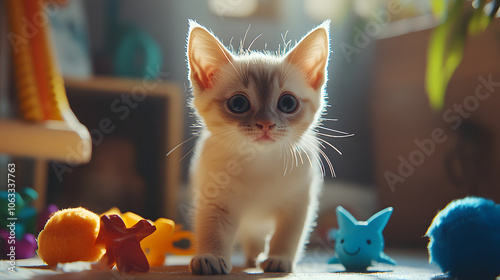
[187,21,330,147]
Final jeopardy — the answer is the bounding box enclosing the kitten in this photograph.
[186,20,330,275]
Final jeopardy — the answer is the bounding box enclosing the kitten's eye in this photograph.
[278,94,298,113]
[227,94,250,114]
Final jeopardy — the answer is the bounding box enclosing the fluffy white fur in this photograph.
[187,20,330,275]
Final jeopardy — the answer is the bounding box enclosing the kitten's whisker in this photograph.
[300,144,314,169]
[310,134,342,155]
[288,142,296,169]
[286,142,294,174]
[279,142,283,159]
[318,147,335,177]
[292,135,313,169]
[316,126,353,135]
[314,131,354,139]
[306,133,336,177]
[279,142,286,175]
[179,145,197,163]
[166,134,200,157]
[311,137,326,149]
[283,143,289,176]
[183,129,234,164]
[300,135,322,170]
[318,118,338,121]
[190,131,235,164]
[290,140,304,166]
[292,142,300,169]
[304,135,335,177]
[300,138,326,177]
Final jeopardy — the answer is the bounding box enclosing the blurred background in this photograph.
[1,0,499,249]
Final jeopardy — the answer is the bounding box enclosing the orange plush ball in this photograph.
[37,207,103,266]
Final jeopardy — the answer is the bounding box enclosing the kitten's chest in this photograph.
[195,139,312,187]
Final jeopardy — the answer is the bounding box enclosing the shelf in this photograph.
[0,114,91,163]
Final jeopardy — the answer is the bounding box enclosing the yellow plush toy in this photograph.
[37,207,103,266]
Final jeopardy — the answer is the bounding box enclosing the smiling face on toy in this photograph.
[330,206,396,271]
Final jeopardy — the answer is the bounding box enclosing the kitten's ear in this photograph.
[187,20,233,90]
[286,20,330,90]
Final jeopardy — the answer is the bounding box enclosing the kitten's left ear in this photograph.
[286,20,330,90]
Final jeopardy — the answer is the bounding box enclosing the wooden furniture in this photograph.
[0,117,91,211]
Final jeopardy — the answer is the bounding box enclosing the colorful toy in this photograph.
[37,207,159,273]
[328,206,396,271]
[95,214,156,273]
[0,229,37,260]
[426,197,500,280]
[37,206,193,272]
[103,208,195,266]
[37,204,59,232]
[37,207,104,266]
[0,187,57,259]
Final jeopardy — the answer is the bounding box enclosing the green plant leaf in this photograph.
[426,0,468,111]
[468,0,489,34]
[425,0,500,111]
[432,0,448,20]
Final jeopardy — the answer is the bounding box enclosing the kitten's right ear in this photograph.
[187,20,233,90]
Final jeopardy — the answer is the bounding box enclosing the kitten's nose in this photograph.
[256,121,276,132]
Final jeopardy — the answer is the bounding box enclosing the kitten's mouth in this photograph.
[255,134,275,142]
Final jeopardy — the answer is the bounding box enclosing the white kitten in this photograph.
[186,20,330,275]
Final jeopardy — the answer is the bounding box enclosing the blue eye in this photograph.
[367,239,371,245]
[227,94,250,114]
[278,94,298,113]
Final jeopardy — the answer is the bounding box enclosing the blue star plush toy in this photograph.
[426,197,500,280]
[328,206,396,271]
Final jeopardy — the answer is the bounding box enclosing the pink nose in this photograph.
[256,121,276,132]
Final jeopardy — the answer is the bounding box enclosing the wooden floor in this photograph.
[1,249,448,279]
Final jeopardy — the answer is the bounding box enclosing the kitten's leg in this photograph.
[189,203,239,275]
[261,198,312,273]
[239,218,273,268]
[240,231,267,268]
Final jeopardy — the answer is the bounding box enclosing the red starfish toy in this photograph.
[95,214,156,273]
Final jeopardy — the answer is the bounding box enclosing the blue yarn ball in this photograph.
[426,197,500,279]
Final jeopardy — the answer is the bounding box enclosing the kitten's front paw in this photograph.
[189,253,231,275]
[261,256,292,273]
